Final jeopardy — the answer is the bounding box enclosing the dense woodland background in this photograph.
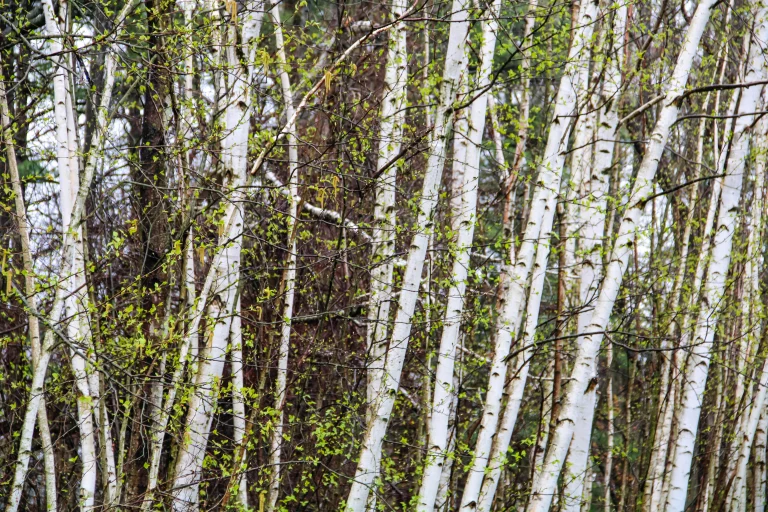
[2,0,768,510]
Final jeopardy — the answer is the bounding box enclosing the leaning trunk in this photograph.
[525,0,719,508]
[344,2,471,508]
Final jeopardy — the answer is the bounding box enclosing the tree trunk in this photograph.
[344,1,471,508]
[417,0,501,507]
[525,0,719,508]
[664,11,768,507]
[266,2,300,508]
[460,0,600,506]
[366,0,408,424]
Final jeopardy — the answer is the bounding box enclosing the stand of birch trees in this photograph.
[4,0,768,510]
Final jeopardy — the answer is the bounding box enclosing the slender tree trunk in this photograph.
[434,352,461,512]
[604,346,614,512]
[660,85,737,509]
[266,2,300,508]
[565,389,599,512]
[230,298,249,505]
[0,60,58,512]
[171,1,260,507]
[40,1,99,505]
[344,2,471,508]
[664,12,768,508]
[480,197,555,512]
[139,0,239,501]
[525,0,719,508]
[754,409,767,512]
[531,365,555,495]
[644,80,715,511]
[561,4,628,508]
[699,366,724,512]
[727,124,767,512]
[366,0,408,423]
[3,0,126,499]
[460,1,599,506]
[509,0,538,182]
[171,300,231,509]
[417,0,501,507]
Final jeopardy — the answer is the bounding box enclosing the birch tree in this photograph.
[460,0,599,506]
[416,0,501,508]
[344,3,471,509]
[664,10,768,506]
[526,0,720,508]
[170,1,261,507]
[4,0,768,510]
[366,0,408,421]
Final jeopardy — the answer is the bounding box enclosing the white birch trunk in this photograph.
[728,115,767,512]
[509,0,538,179]
[161,198,246,510]
[717,34,758,510]
[604,355,614,512]
[525,1,718,508]
[171,0,260,507]
[266,3,299,508]
[644,81,714,510]
[460,1,599,506]
[366,0,408,420]
[40,0,98,506]
[563,391,598,512]
[661,88,733,508]
[755,409,767,512]
[230,299,249,505]
[699,370,724,512]
[43,0,131,505]
[664,14,768,507]
[63,83,99,510]
[171,300,232,510]
[643,31,712,512]
[725,86,768,512]
[530,366,554,495]
[562,5,627,507]
[416,0,500,507]
[478,209,555,512]
[3,0,125,500]
[434,365,461,512]
[345,2,471,508]
[0,62,58,512]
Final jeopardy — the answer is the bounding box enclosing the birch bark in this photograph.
[416,0,501,507]
[3,0,126,500]
[0,58,58,512]
[170,0,260,507]
[366,0,408,421]
[525,0,719,508]
[664,12,768,507]
[265,2,299,508]
[644,83,714,511]
[459,1,599,506]
[755,409,768,512]
[724,86,768,512]
[728,117,767,511]
[230,299,249,506]
[603,348,614,512]
[562,5,627,508]
[345,2,471,508]
[40,0,98,505]
[479,207,555,512]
